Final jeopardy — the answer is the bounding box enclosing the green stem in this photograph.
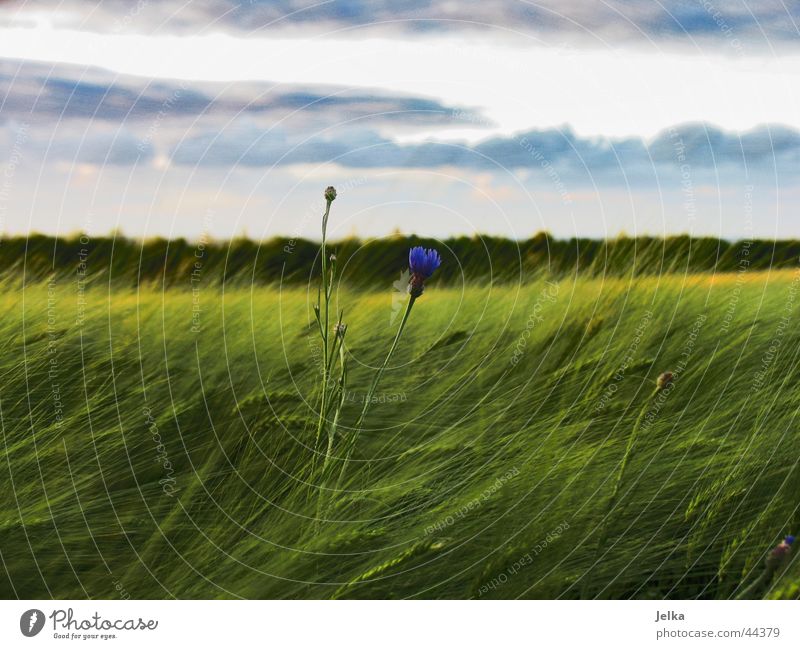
[356,295,416,429]
[332,295,416,494]
[316,344,347,522]
[312,198,334,477]
[325,310,344,378]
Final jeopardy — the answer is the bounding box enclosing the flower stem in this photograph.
[331,295,416,493]
[311,197,334,478]
[357,295,416,429]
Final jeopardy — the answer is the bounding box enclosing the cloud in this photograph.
[649,123,800,164]
[8,0,800,48]
[46,127,152,165]
[1,123,152,166]
[3,58,799,179]
[168,120,800,187]
[0,65,206,123]
[0,60,488,167]
[0,60,481,129]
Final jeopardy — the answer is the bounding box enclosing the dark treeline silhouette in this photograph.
[2,233,799,288]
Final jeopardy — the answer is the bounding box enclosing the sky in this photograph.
[1,1,800,241]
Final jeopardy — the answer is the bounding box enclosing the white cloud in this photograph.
[1,26,800,140]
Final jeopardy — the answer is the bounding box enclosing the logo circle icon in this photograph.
[20,609,45,637]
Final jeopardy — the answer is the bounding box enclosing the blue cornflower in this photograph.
[408,246,441,297]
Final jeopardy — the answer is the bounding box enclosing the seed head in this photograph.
[324,186,337,202]
[656,372,673,390]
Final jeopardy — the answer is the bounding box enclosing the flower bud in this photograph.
[324,186,337,202]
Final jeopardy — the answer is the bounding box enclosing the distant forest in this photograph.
[2,233,798,288]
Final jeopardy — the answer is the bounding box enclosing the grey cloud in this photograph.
[0,67,207,122]
[4,124,153,166]
[170,120,800,185]
[649,123,800,166]
[4,57,798,178]
[8,0,800,48]
[0,61,482,129]
[0,61,487,167]
[56,130,152,165]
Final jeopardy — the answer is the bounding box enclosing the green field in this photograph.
[2,267,800,599]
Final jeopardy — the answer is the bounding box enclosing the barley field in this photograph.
[2,264,800,599]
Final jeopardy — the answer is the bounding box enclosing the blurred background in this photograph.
[1,0,800,243]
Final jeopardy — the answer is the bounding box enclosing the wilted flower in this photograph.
[766,535,794,570]
[737,534,796,598]
[656,372,673,390]
[324,186,337,202]
[407,246,442,298]
[334,322,347,339]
